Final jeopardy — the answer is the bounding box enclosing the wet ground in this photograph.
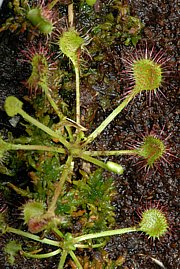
[0,0,179,268]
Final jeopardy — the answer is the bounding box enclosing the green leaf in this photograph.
[4,96,23,117]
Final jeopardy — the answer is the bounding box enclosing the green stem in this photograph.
[80,153,110,170]
[6,143,66,154]
[42,83,74,142]
[43,84,64,121]
[53,228,65,239]
[22,248,61,259]
[66,125,74,142]
[75,242,106,249]
[84,149,138,156]
[80,153,123,174]
[69,250,83,269]
[74,226,137,243]
[73,60,81,125]
[58,249,68,269]
[18,108,70,149]
[83,89,139,146]
[5,226,60,247]
[47,155,73,214]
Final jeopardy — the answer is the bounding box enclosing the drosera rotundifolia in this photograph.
[0,201,169,268]
[0,0,177,268]
[121,43,171,103]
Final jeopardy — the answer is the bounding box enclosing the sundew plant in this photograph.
[0,0,173,268]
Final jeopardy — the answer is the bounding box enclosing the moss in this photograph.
[56,169,116,233]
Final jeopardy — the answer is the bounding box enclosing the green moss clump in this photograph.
[56,169,116,233]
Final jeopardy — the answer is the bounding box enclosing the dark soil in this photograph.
[0,0,179,269]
